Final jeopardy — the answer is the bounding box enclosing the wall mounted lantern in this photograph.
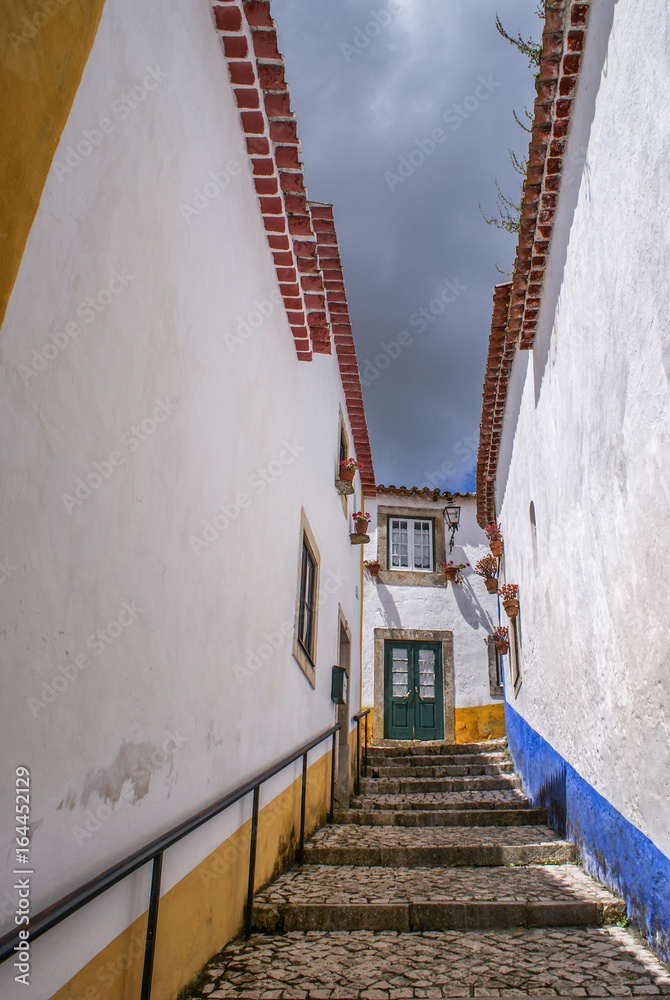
[442,500,461,554]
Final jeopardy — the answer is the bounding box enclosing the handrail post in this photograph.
[298,752,308,865]
[140,852,163,1000]
[329,732,337,822]
[363,713,369,777]
[355,717,361,795]
[244,786,260,939]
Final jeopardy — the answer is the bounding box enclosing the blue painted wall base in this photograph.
[504,701,670,963]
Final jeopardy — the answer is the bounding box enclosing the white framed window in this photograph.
[389,518,434,571]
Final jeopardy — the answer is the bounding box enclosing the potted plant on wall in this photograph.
[352,511,371,534]
[500,583,519,619]
[339,458,363,483]
[484,523,504,558]
[364,559,381,576]
[492,625,509,655]
[474,554,498,593]
[444,560,469,583]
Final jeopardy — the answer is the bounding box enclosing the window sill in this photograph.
[378,569,445,587]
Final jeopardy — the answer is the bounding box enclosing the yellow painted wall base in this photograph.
[358,707,374,745]
[0,0,107,326]
[51,751,332,1000]
[454,703,506,743]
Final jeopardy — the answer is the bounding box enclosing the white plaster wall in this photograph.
[0,0,364,994]
[362,496,499,716]
[497,0,670,858]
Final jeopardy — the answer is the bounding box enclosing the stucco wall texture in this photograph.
[0,0,365,996]
[496,0,670,923]
[362,495,501,738]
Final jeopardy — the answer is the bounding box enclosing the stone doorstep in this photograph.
[359,777,523,794]
[301,841,576,868]
[348,796,530,811]
[371,739,508,754]
[333,809,549,828]
[252,898,626,933]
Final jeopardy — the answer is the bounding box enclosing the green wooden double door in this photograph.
[384,640,444,740]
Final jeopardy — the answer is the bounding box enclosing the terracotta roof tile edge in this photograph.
[213,0,330,362]
[378,486,476,500]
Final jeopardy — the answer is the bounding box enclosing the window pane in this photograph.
[390,519,409,568]
[391,649,409,697]
[413,520,432,569]
[298,539,316,658]
[418,649,435,698]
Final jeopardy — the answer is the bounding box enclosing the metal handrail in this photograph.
[0,723,340,998]
[352,708,371,795]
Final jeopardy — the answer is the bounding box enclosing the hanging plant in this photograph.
[444,560,469,583]
[339,457,363,482]
[484,522,504,557]
[500,583,519,619]
[364,559,380,576]
[474,554,498,593]
[493,625,509,654]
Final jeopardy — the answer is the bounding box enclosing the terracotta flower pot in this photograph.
[355,519,369,534]
[367,564,380,576]
[445,566,458,581]
[494,641,509,655]
[485,577,498,594]
[489,540,503,557]
[503,598,519,619]
[339,467,356,482]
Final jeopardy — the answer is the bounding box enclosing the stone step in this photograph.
[188,927,670,998]
[370,762,515,778]
[350,789,530,811]
[369,738,508,755]
[303,824,575,867]
[366,752,510,767]
[359,774,522,795]
[334,807,549,827]
[252,864,626,933]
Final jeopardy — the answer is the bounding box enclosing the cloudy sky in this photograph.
[272,0,541,491]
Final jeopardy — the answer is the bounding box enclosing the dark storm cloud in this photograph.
[271,0,541,490]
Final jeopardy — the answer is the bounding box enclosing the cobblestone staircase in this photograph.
[183,739,670,998]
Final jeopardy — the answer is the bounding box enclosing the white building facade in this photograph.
[361,488,503,745]
[476,0,670,963]
[0,2,375,998]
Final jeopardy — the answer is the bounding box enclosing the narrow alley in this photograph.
[181,739,670,998]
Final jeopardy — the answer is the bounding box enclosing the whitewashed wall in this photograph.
[496,0,670,865]
[0,0,364,995]
[362,495,498,721]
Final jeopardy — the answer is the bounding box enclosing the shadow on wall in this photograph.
[505,700,670,965]
[452,576,494,632]
[377,584,401,627]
